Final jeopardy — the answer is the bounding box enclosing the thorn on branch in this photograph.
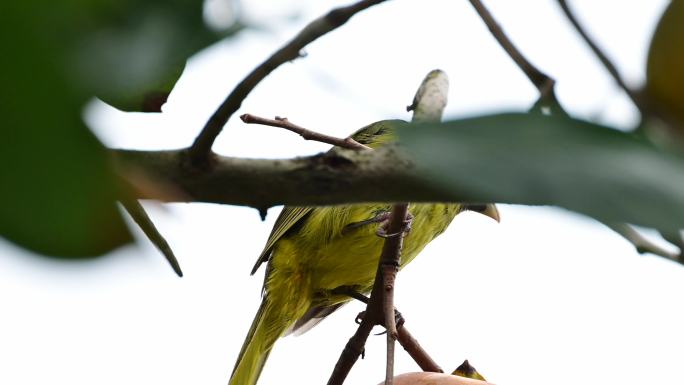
[258,207,268,221]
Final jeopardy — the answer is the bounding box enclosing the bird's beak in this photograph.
[465,203,500,223]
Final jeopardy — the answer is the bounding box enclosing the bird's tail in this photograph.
[229,298,288,385]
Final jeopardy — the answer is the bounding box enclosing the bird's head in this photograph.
[347,119,407,149]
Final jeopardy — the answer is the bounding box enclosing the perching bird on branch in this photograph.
[228,119,500,385]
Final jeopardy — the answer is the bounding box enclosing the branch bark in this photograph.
[112,146,469,212]
[327,204,408,385]
[188,0,388,165]
[396,327,442,373]
[381,203,408,385]
[330,287,444,373]
[609,223,681,262]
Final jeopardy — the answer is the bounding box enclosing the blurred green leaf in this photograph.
[399,113,684,232]
[70,0,243,112]
[0,1,242,256]
[0,2,134,257]
[83,5,243,112]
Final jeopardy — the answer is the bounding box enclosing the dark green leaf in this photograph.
[27,0,242,113]
[0,0,243,256]
[70,1,243,112]
[0,2,133,257]
[399,113,684,232]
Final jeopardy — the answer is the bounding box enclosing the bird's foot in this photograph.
[355,311,366,324]
[393,309,405,329]
[343,211,392,234]
[374,309,405,335]
[376,212,413,238]
[356,308,405,336]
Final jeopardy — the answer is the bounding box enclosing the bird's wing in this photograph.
[250,206,312,275]
[288,302,345,336]
[251,120,406,276]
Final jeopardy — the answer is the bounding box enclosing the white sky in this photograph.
[1,1,680,385]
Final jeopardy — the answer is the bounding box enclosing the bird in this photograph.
[228,119,500,385]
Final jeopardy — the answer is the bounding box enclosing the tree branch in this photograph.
[661,231,684,261]
[330,287,444,373]
[327,70,449,385]
[240,113,371,150]
[556,0,645,114]
[382,204,408,385]
[609,223,681,263]
[468,0,560,111]
[397,327,443,373]
[327,311,375,385]
[112,146,469,212]
[188,0,388,165]
[327,204,408,385]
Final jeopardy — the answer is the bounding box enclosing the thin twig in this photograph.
[330,286,443,373]
[119,197,183,277]
[386,331,396,383]
[188,0,387,165]
[556,0,645,114]
[327,204,408,385]
[609,223,680,262]
[382,242,400,340]
[380,204,409,385]
[240,113,371,150]
[468,0,559,109]
[661,231,684,261]
[327,313,376,385]
[328,70,449,385]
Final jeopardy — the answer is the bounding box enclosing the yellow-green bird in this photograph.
[229,120,500,385]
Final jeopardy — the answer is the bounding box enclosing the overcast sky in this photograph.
[1,1,681,385]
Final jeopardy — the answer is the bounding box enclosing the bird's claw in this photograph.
[355,311,366,324]
[376,213,413,238]
[343,211,392,234]
[374,309,405,335]
[394,309,405,329]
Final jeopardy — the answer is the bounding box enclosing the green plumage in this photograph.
[229,120,464,385]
